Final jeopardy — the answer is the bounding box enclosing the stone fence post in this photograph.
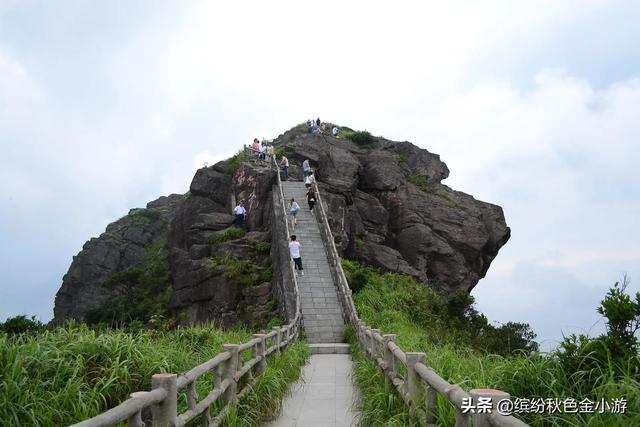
[223,344,240,407]
[406,353,426,417]
[151,373,177,427]
[469,388,511,427]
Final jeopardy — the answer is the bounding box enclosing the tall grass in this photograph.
[0,322,308,426]
[349,267,640,426]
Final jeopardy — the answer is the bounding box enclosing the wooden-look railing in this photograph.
[312,180,529,427]
[69,155,302,427]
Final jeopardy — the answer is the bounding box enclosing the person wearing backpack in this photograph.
[289,198,300,229]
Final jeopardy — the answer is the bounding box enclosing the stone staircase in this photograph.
[280,181,347,353]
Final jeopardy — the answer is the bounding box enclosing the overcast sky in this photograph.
[1,1,638,349]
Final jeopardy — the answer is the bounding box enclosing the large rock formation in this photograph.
[52,124,510,325]
[53,195,185,322]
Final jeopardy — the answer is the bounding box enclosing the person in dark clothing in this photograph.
[306,187,316,215]
[316,117,321,127]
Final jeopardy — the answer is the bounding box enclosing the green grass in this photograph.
[347,264,640,426]
[127,207,162,225]
[225,340,310,426]
[344,130,374,146]
[209,227,246,244]
[406,174,463,209]
[0,323,309,426]
[208,255,273,287]
[227,149,249,176]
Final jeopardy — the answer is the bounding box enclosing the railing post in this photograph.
[406,353,426,417]
[469,389,511,427]
[273,326,282,353]
[253,334,267,376]
[382,334,397,380]
[223,344,240,407]
[128,392,146,427]
[371,329,381,358]
[151,373,177,427]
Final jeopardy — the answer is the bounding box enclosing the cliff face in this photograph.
[52,124,510,325]
[53,195,184,322]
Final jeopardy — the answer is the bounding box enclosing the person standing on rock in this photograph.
[289,198,300,229]
[306,187,316,215]
[280,155,289,180]
[302,159,311,178]
[233,200,246,228]
[289,235,304,276]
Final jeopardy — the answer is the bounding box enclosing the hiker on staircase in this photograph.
[306,186,316,215]
[280,155,289,180]
[304,171,316,189]
[289,198,300,229]
[288,235,304,276]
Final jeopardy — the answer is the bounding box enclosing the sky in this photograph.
[1,1,638,350]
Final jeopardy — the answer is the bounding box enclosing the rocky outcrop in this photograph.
[167,161,278,326]
[53,123,510,326]
[53,195,185,322]
[272,127,510,292]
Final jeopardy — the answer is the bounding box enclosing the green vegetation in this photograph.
[85,238,171,327]
[225,340,310,425]
[344,130,374,146]
[227,148,249,176]
[0,322,308,426]
[0,315,44,335]
[209,227,247,244]
[346,261,640,426]
[406,174,462,208]
[127,207,162,225]
[208,255,272,288]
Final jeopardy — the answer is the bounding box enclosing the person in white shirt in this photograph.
[302,159,311,178]
[233,201,246,228]
[280,155,289,180]
[332,126,339,137]
[289,198,300,229]
[304,172,316,189]
[288,235,304,275]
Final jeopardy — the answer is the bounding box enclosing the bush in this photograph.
[209,227,246,244]
[227,148,249,176]
[127,208,161,226]
[0,315,44,335]
[344,130,374,146]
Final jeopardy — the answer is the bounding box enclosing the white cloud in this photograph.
[418,71,640,345]
[1,0,639,341]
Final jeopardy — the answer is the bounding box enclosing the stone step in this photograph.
[308,343,350,354]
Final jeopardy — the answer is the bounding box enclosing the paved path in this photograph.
[281,181,345,344]
[264,354,357,427]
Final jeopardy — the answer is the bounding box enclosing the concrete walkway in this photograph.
[264,354,357,427]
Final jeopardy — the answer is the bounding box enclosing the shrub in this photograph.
[127,208,161,226]
[227,148,249,176]
[0,315,44,335]
[344,130,374,146]
[208,227,246,244]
